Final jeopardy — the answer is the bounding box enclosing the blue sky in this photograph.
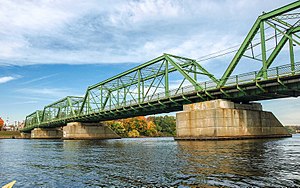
[0,0,299,125]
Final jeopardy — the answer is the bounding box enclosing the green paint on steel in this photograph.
[256,26,300,78]
[289,36,295,73]
[21,1,300,132]
[218,1,300,87]
[260,21,268,79]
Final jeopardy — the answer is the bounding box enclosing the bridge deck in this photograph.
[22,1,300,132]
[22,63,300,132]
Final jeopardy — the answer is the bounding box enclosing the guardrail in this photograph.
[23,62,300,131]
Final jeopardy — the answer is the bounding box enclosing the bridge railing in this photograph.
[99,62,300,111]
[23,62,300,130]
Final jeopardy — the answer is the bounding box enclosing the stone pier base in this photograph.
[175,99,291,140]
[62,122,121,140]
[31,128,63,139]
[21,132,31,139]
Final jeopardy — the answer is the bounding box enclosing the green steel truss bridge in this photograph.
[22,1,300,132]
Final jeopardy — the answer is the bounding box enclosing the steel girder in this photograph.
[42,96,83,121]
[22,61,300,132]
[79,54,217,115]
[24,110,43,130]
[22,1,300,132]
[23,96,83,132]
[218,1,300,87]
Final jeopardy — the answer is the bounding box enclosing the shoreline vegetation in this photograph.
[1,118,299,139]
[285,126,300,134]
[0,115,176,139]
[0,131,21,139]
[106,116,176,138]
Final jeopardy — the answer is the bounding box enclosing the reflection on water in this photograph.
[177,139,299,187]
[0,135,299,187]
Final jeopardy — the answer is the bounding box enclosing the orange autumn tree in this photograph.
[107,116,158,137]
[145,120,158,136]
[0,117,4,130]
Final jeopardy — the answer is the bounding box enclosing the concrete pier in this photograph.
[21,132,31,139]
[175,99,291,140]
[62,122,121,140]
[31,128,63,139]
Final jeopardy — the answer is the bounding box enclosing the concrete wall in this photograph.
[31,128,63,139]
[176,99,291,140]
[20,132,31,139]
[63,122,121,140]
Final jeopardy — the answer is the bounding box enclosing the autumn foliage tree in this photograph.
[106,115,175,137]
[0,117,4,130]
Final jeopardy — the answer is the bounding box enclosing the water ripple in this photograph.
[0,136,300,187]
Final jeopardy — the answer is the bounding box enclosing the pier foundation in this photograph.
[175,99,291,140]
[31,128,63,139]
[62,122,121,140]
[21,132,31,139]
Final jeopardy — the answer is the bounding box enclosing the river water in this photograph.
[0,135,299,187]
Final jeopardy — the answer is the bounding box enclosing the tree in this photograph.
[145,121,158,136]
[128,129,140,137]
[0,117,4,130]
[152,115,176,136]
[110,122,126,136]
[106,115,176,137]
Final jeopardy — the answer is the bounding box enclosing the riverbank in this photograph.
[285,126,300,134]
[0,131,21,139]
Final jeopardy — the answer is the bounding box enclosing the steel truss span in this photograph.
[22,1,300,132]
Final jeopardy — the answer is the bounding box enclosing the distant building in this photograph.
[3,125,16,131]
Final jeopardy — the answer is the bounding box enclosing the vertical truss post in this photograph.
[41,110,45,122]
[138,69,141,103]
[36,111,40,125]
[57,107,61,119]
[87,93,91,114]
[67,97,75,116]
[109,92,112,110]
[165,60,169,97]
[142,80,144,102]
[123,88,126,105]
[260,21,268,79]
[193,64,197,81]
[289,36,295,74]
[117,80,120,107]
[100,85,103,110]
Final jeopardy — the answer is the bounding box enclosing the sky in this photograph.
[0,0,299,125]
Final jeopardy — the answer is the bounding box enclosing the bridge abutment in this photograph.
[21,132,31,139]
[62,122,121,140]
[175,99,291,140]
[31,128,63,139]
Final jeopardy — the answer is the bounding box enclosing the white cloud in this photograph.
[0,0,107,33]
[17,88,82,98]
[0,0,296,66]
[107,0,183,27]
[11,101,38,105]
[21,74,58,85]
[0,76,18,84]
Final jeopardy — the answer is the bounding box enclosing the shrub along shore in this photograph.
[0,115,176,139]
[106,116,176,138]
[0,131,21,139]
